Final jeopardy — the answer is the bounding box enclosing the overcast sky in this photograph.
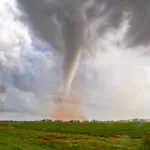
[0,0,150,121]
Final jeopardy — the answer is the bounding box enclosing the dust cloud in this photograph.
[50,91,86,121]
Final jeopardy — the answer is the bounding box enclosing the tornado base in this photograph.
[50,92,87,121]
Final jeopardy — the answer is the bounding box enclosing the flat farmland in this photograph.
[0,121,150,150]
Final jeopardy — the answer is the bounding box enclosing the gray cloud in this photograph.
[18,0,150,49]
[0,0,61,117]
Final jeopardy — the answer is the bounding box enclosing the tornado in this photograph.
[61,5,89,96]
[18,0,92,97]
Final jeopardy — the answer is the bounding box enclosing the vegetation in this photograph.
[0,120,150,149]
[141,129,150,150]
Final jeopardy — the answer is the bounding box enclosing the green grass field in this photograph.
[0,121,150,150]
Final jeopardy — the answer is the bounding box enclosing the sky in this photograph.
[0,0,150,121]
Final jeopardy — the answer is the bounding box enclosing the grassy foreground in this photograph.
[0,121,150,150]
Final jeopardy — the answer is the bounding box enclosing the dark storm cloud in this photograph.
[18,0,150,49]
[17,0,64,53]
